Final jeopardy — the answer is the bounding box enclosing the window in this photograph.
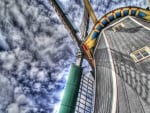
[112,22,125,32]
[130,46,150,63]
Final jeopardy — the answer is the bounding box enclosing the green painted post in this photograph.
[59,63,82,113]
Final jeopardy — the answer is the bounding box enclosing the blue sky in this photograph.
[0,0,148,113]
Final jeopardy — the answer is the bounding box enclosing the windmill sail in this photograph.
[83,0,97,24]
[80,6,90,40]
[49,0,81,48]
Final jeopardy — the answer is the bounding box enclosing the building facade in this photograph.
[94,16,150,113]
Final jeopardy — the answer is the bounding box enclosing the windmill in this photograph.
[50,0,150,113]
[49,0,96,113]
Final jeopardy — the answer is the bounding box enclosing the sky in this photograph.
[0,0,148,113]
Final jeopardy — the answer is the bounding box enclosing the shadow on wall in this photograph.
[110,26,143,33]
[111,49,150,105]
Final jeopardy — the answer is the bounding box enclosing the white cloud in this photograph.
[7,103,19,113]
[0,0,147,113]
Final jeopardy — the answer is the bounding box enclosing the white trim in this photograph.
[92,32,103,113]
[129,16,150,31]
[92,58,96,113]
[93,16,125,113]
[94,16,130,54]
[94,33,102,54]
[102,31,117,113]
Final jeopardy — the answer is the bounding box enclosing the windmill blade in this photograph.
[83,0,97,24]
[49,0,82,48]
[80,6,90,40]
[148,0,150,9]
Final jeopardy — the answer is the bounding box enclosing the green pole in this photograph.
[59,63,82,113]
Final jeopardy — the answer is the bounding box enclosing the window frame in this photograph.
[130,46,150,63]
[112,22,125,32]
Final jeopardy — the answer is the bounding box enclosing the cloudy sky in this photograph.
[0,0,148,113]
